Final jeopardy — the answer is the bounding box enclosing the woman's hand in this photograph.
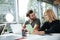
[33,30,45,35]
[33,30,40,35]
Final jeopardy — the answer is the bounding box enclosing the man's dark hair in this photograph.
[26,10,33,17]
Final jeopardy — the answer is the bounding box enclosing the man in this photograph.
[22,10,40,33]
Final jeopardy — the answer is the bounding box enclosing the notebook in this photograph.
[26,24,33,34]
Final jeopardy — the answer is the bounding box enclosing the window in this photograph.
[18,0,29,24]
[0,0,16,23]
[58,7,60,19]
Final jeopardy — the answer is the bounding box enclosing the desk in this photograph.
[0,33,60,40]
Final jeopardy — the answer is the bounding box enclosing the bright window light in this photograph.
[42,2,46,15]
[5,13,14,22]
[18,0,29,21]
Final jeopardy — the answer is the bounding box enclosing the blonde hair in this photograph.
[44,9,57,22]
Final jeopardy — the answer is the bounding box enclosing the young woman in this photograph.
[33,9,60,35]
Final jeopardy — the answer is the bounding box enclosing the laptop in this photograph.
[10,24,22,34]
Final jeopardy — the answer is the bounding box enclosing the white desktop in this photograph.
[0,24,60,40]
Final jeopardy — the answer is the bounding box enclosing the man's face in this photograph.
[29,13,36,20]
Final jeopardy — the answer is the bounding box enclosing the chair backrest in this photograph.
[10,24,22,34]
[0,24,5,35]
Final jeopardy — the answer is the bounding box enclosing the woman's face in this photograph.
[44,13,49,21]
